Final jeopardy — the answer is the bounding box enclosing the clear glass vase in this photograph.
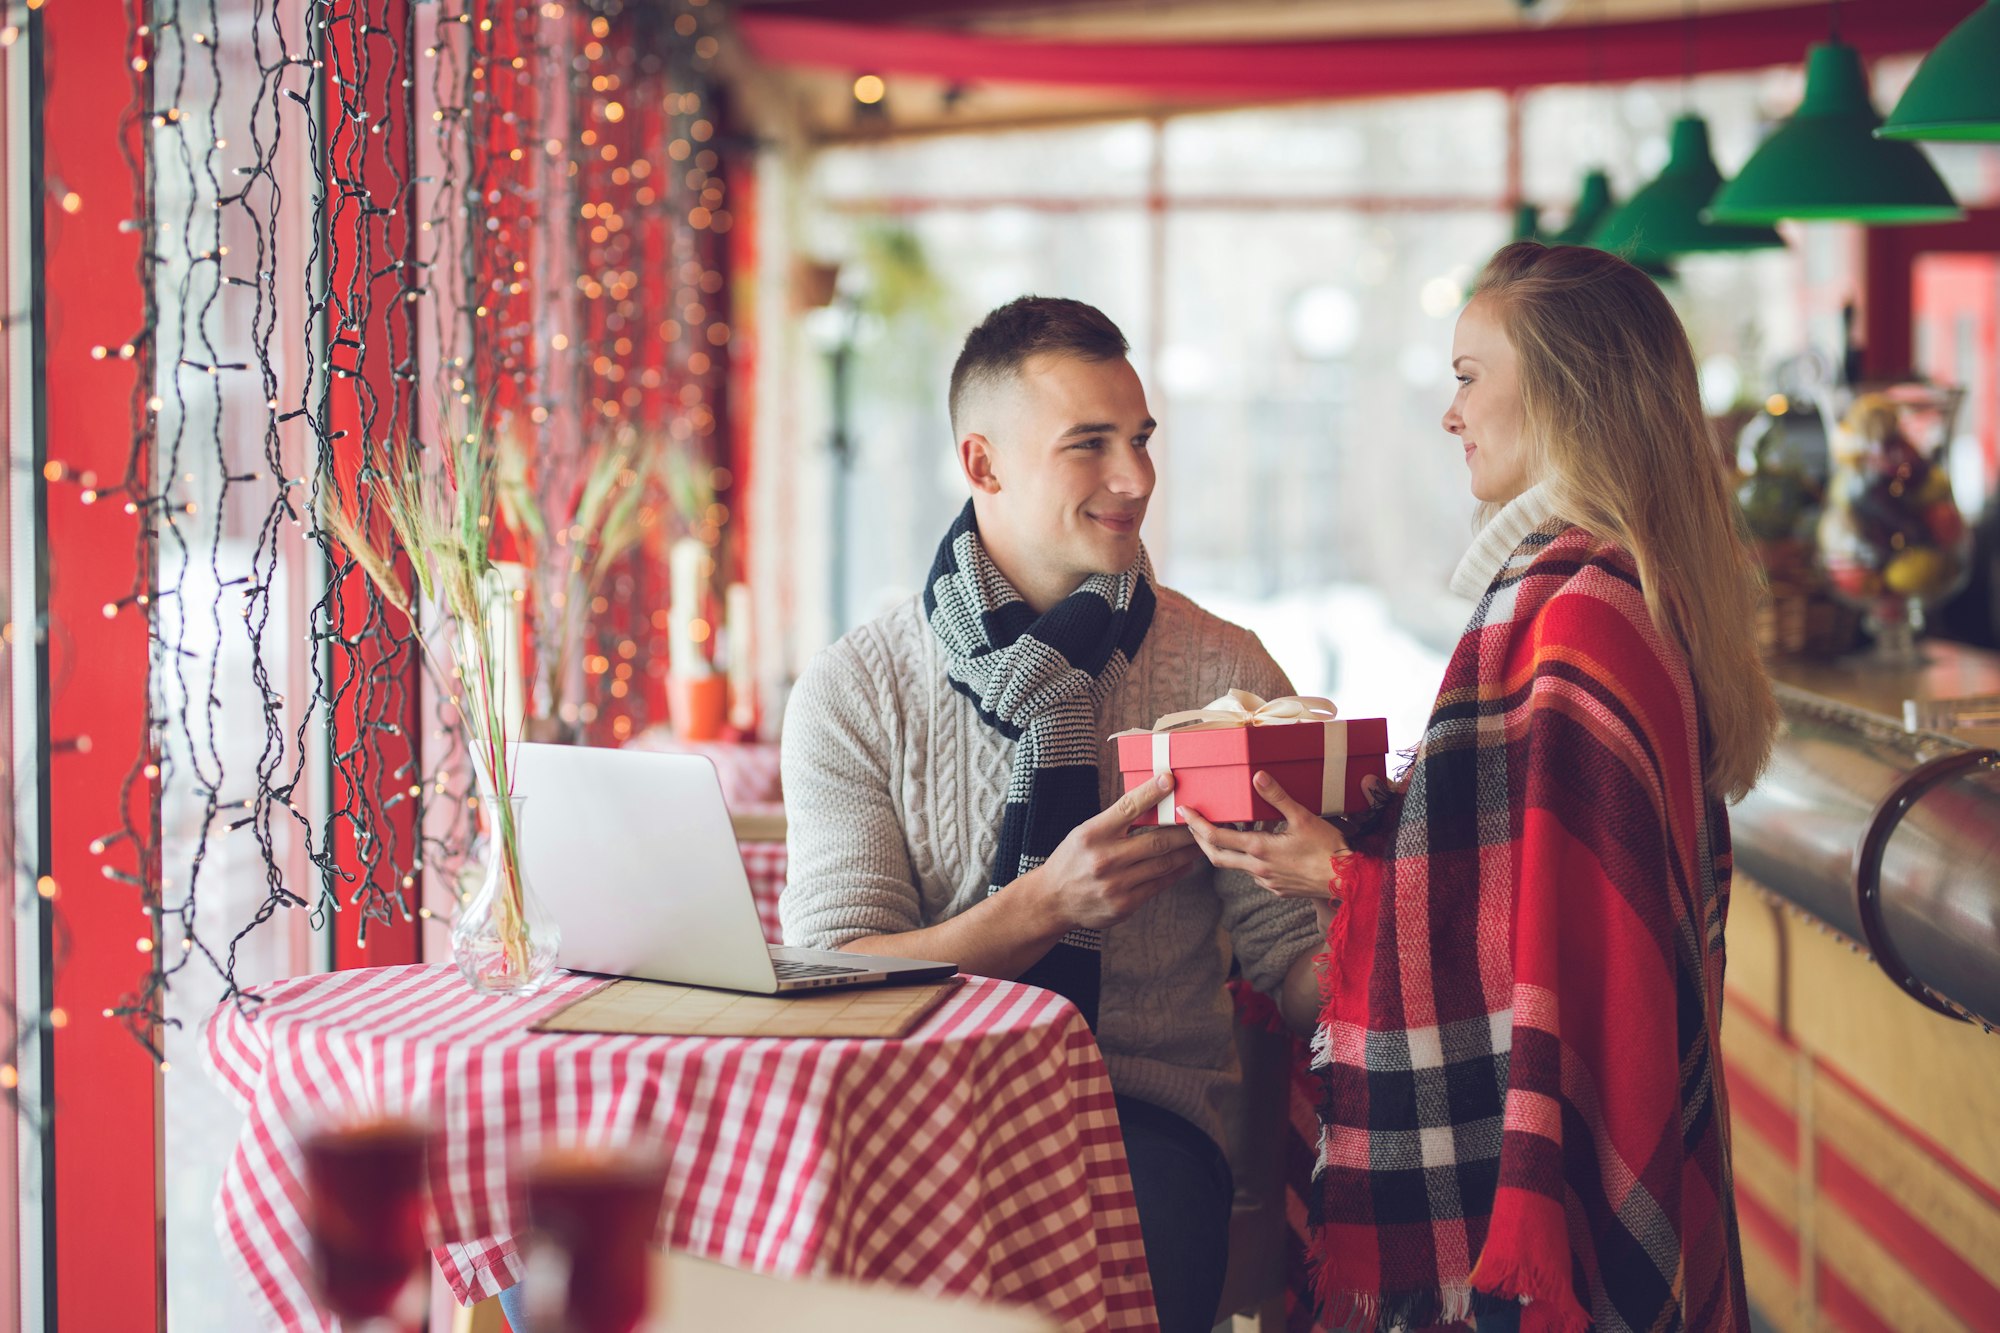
[452,794,561,997]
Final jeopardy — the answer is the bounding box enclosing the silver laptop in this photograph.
[513,742,956,994]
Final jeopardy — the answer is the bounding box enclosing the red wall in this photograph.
[1914,253,2000,499]
[38,0,162,1325]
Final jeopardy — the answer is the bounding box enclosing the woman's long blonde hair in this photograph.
[1471,240,1778,802]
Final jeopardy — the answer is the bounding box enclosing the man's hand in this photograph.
[837,771,1205,980]
[1029,772,1206,932]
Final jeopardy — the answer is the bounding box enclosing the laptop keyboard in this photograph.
[771,958,870,980]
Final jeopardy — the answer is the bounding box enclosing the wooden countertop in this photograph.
[1769,639,2000,748]
[729,809,787,843]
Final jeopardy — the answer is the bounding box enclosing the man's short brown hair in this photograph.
[948,296,1129,436]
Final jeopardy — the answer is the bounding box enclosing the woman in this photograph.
[1183,241,1778,1333]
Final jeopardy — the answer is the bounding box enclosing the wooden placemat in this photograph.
[532,976,963,1040]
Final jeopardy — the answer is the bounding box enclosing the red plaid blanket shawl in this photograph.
[1313,524,1749,1333]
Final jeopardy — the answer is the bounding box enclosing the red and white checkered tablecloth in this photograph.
[622,731,783,810]
[204,964,1157,1333]
[739,842,1330,1330]
[739,840,787,944]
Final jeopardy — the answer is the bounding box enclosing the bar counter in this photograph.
[1719,640,2000,1332]
[1733,640,2000,1027]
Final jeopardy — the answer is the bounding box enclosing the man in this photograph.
[781,296,1324,1333]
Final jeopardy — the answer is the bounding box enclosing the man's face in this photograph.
[970,353,1156,588]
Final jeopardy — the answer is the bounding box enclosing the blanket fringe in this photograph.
[1308,1017,1333,1072]
[1309,866,1356,1071]
[1313,1284,1476,1332]
[1467,1252,1590,1333]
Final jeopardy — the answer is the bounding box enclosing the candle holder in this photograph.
[668,674,728,742]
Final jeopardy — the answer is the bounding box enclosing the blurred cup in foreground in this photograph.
[301,1117,431,1330]
[521,1144,670,1333]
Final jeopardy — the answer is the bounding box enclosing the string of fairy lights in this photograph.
[13,0,738,1068]
[408,0,544,925]
[81,0,455,1054]
[566,0,736,745]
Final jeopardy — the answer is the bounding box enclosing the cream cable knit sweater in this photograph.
[1448,482,1559,602]
[780,586,1324,1149]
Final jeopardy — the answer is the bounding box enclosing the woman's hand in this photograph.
[1178,770,1353,900]
[1361,772,1408,809]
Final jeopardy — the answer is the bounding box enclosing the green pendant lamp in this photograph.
[1548,170,1676,278]
[1590,116,1785,261]
[1879,0,2000,142]
[1512,202,1545,243]
[1706,39,1963,225]
[1551,170,1615,245]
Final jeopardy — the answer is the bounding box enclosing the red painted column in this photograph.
[321,0,424,971]
[1860,208,2000,381]
[35,0,162,1325]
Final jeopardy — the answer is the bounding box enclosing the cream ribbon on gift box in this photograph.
[1114,690,1344,825]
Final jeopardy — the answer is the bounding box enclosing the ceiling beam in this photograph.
[735,0,1963,102]
[735,0,1828,42]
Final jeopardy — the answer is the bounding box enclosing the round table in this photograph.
[204,964,1158,1333]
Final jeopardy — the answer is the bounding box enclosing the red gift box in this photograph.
[1114,695,1390,826]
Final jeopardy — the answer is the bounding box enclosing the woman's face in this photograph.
[1443,296,1531,505]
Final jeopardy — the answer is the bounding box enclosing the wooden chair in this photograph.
[451,1254,1055,1331]
[451,1295,506,1333]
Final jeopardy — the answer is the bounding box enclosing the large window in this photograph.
[769,75,1890,739]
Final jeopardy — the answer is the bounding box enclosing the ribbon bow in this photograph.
[1125,688,1339,737]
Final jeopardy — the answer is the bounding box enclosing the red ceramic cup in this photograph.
[669,674,728,743]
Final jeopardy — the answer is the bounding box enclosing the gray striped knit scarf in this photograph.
[923,500,1155,1028]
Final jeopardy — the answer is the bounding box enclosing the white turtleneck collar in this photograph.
[1448,481,1561,601]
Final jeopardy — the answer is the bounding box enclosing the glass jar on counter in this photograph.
[1816,384,1969,664]
[1737,397,1830,552]
[1733,354,1859,658]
